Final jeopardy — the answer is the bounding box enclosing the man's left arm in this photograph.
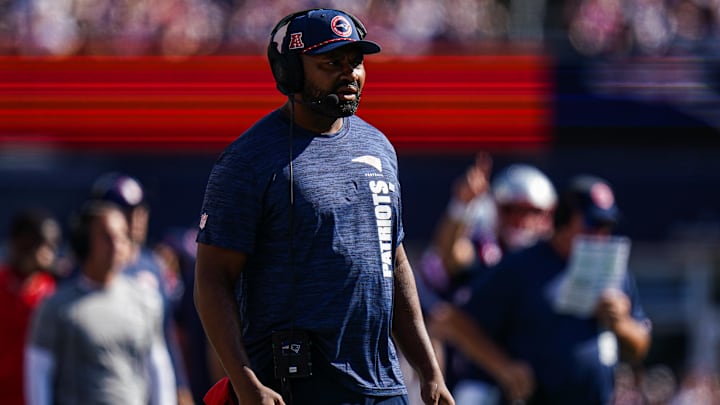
[392,243,455,405]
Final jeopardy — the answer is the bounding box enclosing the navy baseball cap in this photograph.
[90,172,145,209]
[567,175,620,227]
[282,9,381,55]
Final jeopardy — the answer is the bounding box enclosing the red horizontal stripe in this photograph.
[0,55,552,152]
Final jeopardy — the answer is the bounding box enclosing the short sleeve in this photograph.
[196,150,263,253]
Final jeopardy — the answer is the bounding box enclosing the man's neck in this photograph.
[80,263,117,287]
[281,101,343,134]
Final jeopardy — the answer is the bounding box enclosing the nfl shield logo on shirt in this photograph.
[199,213,208,230]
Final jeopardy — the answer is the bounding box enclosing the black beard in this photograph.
[336,95,360,117]
[303,86,360,118]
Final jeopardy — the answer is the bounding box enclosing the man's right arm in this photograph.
[194,242,284,404]
[432,153,492,274]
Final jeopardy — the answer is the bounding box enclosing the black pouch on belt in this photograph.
[271,329,313,379]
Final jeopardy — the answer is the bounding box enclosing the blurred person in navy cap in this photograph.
[91,172,195,405]
[194,8,453,405]
[91,173,150,254]
[441,174,651,405]
[561,175,621,229]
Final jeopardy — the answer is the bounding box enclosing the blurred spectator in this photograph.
[417,153,557,404]
[90,172,195,405]
[24,200,176,404]
[0,208,60,405]
[452,174,652,404]
[0,0,715,57]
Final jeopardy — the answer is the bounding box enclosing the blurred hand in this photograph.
[595,288,631,329]
[495,360,535,403]
[234,385,285,405]
[232,367,286,405]
[420,379,455,405]
[452,152,493,203]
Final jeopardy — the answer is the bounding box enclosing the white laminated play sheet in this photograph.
[554,235,631,317]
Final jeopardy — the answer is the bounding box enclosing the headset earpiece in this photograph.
[267,38,303,96]
[267,8,370,96]
[267,9,317,96]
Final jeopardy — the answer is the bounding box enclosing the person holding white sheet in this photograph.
[454,174,652,405]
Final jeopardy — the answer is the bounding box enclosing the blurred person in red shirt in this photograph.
[0,208,60,405]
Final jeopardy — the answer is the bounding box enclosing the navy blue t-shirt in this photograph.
[197,109,406,396]
[462,240,650,405]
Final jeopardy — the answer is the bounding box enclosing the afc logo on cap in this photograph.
[288,33,304,50]
[331,16,353,37]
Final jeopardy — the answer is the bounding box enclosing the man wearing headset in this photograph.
[194,8,453,405]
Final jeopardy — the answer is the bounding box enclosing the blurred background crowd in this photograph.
[2,0,720,404]
[0,0,718,59]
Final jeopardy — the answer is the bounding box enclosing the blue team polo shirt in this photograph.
[462,240,650,405]
[197,109,406,396]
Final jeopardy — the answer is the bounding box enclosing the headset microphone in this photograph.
[293,93,340,106]
[320,94,340,105]
[317,93,340,105]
